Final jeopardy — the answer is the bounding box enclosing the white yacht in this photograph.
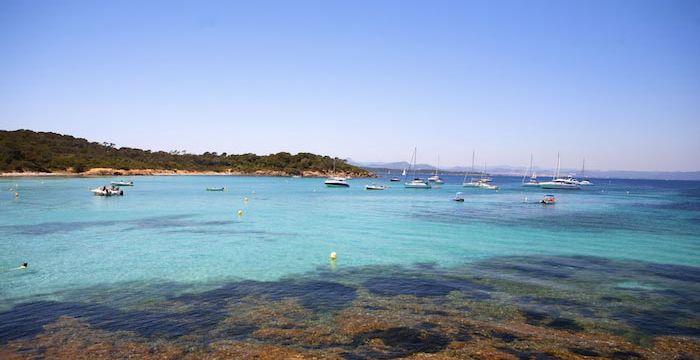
[405,178,432,189]
[404,147,431,189]
[325,177,349,187]
[365,184,386,190]
[324,158,350,188]
[538,153,581,190]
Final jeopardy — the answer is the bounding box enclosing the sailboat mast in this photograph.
[412,147,418,178]
[581,158,586,177]
[554,152,561,179]
[523,153,533,183]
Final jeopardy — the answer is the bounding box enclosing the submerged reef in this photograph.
[1,255,698,359]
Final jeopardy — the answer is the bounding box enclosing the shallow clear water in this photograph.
[0,175,698,356]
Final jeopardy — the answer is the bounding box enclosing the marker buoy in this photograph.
[244,197,249,202]
[237,209,244,217]
[330,252,337,260]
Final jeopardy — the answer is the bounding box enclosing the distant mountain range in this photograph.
[347,159,700,181]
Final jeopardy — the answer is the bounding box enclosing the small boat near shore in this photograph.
[453,192,465,202]
[325,177,350,187]
[206,187,225,191]
[324,158,350,188]
[111,181,133,186]
[389,177,401,182]
[365,184,386,190]
[91,186,123,196]
[540,194,556,204]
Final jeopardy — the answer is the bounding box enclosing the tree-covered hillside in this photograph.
[0,130,371,176]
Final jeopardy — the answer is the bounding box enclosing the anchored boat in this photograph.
[111,181,133,186]
[91,186,123,196]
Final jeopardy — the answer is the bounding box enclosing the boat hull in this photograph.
[405,183,431,189]
[325,182,350,188]
[539,182,580,190]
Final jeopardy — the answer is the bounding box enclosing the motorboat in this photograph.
[324,158,350,187]
[206,187,225,191]
[405,178,431,189]
[325,177,350,187]
[91,186,123,196]
[540,194,556,204]
[111,181,133,186]
[453,192,465,202]
[365,184,386,190]
[390,177,401,182]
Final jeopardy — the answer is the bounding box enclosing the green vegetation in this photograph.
[0,130,371,176]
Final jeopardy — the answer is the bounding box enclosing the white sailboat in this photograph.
[538,153,581,190]
[463,151,497,190]
[427,155,444,184]
[324,158,350,188]
[579,158,593,186]
[522,154,539,187]
[463,150,480,187]
[404,147,431,189]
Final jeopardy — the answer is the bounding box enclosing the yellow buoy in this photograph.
[330,251,337,260]
[237,209,244,217]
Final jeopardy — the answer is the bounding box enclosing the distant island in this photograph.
[0,130,374,178]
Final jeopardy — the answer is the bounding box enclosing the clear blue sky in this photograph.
[1,0,699,171]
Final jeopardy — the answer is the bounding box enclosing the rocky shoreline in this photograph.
[1,168,376,178]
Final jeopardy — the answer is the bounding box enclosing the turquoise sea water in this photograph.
[0,175,699,352]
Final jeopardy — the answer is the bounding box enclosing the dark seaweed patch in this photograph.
[491,331,519,342]
[351,327,449,358]
[522,310,548,325]
[570,347,601,357]
[0,300,214,343]
[0,220,119,235]
[364,276,491,298]
[614,309,700,336]
[174,280,357,312]
[640,263,700,283]
[611,350,644,359]
[546,318,583,332]
[518,296,585,307]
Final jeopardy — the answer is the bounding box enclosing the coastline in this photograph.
[0,168,376,178]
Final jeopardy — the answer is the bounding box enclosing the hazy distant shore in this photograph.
[1,168,375,178]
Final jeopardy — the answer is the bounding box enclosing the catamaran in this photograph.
[324,158,350,187]
[538,153,581,190]
[404,147,431,189]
